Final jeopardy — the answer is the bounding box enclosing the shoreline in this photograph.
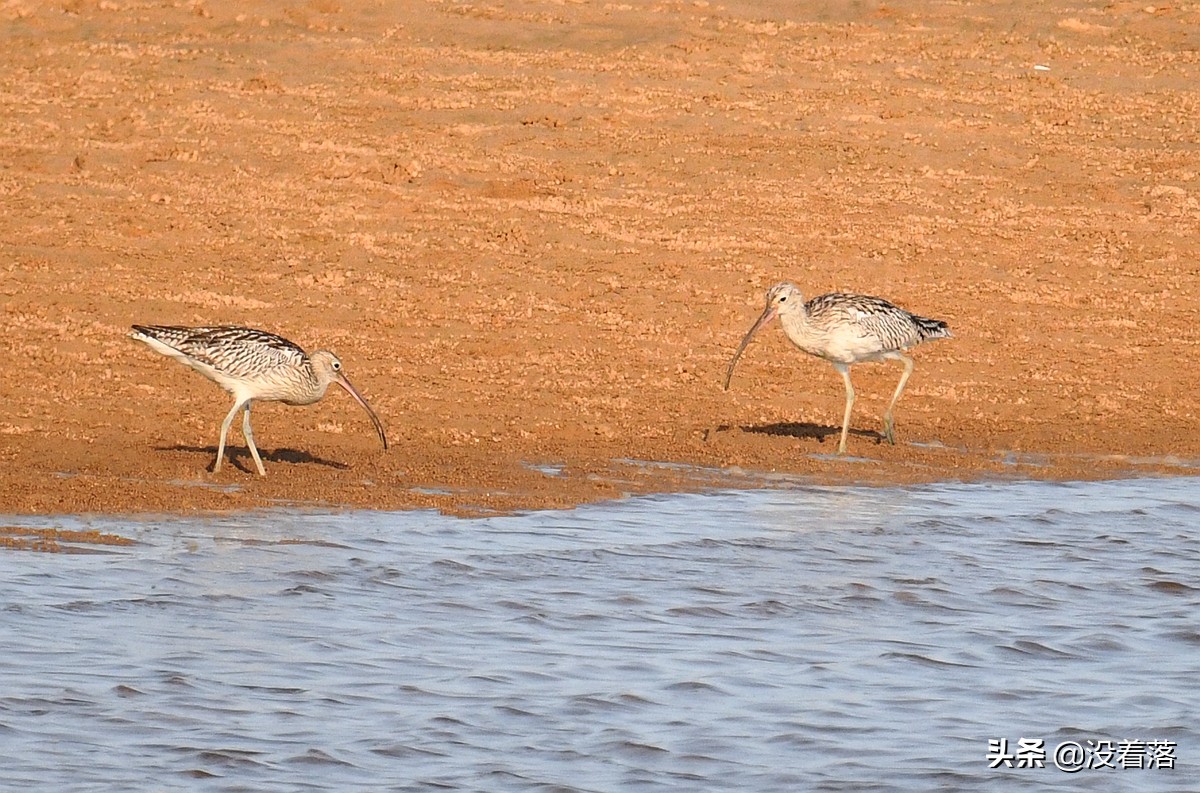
[5,440,1196,518]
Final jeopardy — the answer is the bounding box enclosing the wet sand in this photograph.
[2,0,1198,515]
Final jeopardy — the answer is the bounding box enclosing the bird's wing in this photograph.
[136,325,308,379]
[807,294,923,351]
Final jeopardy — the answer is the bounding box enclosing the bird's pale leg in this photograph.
[835,364,855,454]
[215,399,247,474]
[882,354,915,445]
[241,402,266,476]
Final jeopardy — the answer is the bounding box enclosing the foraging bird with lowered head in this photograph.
[130,324,387,475]
[724,282,951,454]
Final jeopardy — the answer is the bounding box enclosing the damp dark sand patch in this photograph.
[0,526,137,554]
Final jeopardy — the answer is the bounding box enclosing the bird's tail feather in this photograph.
[913,315,952,341]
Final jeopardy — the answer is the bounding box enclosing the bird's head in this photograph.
[309,350,345,385]
[722,281,803,391]
[309,350,388,450]
[765,282,804,316]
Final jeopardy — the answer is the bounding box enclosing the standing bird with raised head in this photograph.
[724,282,951,454]
[130,325,388,476]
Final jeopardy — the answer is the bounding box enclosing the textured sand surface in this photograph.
[2,0,1198,514]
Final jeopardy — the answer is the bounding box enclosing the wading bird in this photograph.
[724,282,951,454]
[130,324,388,475]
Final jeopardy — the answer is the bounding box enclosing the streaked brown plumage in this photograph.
[724,282,951,454]
[130,325,387,475]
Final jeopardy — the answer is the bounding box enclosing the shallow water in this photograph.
[3,477,1198,791]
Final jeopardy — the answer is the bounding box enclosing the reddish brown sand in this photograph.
[2,1,1199,516]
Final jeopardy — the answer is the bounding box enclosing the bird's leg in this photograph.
[835,364,855,454]
[241,401,266,476]
[882,354,915,445]
[215,399,247,474]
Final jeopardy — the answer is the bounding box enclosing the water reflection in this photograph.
[2,477,1198,791]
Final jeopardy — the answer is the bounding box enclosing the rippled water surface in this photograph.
[4,477,1199,791]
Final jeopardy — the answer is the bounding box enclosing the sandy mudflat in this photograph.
[1,0,1198,515]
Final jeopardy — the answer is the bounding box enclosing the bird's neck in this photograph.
[778,306,812,338]
[284,366,329,406]
[779,306,831,357]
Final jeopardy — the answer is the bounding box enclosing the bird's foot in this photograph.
[882,416,896,445]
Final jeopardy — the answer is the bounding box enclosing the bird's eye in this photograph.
[779,295,787,302]
[332,361,341,370]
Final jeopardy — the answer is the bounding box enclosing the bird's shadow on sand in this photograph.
[713,422,884,445]
[157,445,351,472]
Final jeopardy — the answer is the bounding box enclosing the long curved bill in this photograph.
[723,305,778,391]
[334,374,389,450]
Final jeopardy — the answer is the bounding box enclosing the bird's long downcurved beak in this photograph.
[723,305,778,391]
[334,374,389,450]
